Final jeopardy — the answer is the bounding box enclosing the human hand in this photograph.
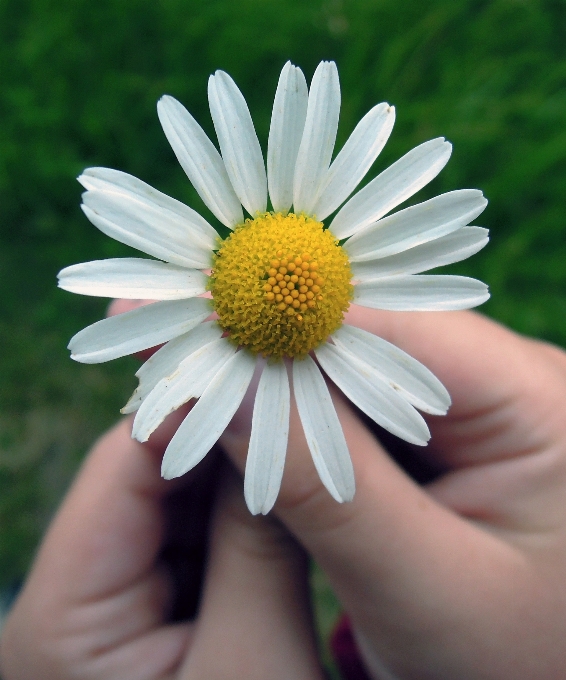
[0,413,324,680]
[221,307,566,680]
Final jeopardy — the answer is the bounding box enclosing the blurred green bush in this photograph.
[0,0,565,612]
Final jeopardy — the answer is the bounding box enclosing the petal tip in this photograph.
[339,482,356,503]
[157,94,174,110]
[161,459,181,480]
[121,395,140,415]
[244,496,263,516]
[77,173,92,189]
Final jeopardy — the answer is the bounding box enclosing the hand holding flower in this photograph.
[0,415,324,680]
[221,306,566,679]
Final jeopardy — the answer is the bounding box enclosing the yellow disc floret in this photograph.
[209,212,353,359]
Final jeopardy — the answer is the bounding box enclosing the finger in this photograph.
[0,419,211,680]
[344,306,566,467]
[180,462,324,680]
[218,308,566,676]
[221,385,556,678]
[220,307,566,554]
[32,418,183,602]
[341,307,566,538]
[18,420,170,606]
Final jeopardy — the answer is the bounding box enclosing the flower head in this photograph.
[59,61,489,514]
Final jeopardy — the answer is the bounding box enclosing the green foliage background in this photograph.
[0,0,565,662]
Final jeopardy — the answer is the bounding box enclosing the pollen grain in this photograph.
[209,212,353,359]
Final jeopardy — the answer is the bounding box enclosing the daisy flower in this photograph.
[58,61,489,514]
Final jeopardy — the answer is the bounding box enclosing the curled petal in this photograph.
[133,337,236,442]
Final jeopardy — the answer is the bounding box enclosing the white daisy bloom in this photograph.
[58,61,490,515]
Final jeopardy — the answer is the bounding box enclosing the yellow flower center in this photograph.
[209,212,353,359]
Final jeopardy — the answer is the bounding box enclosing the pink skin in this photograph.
[3,300,566,679]
[221,306,566,680]
[0,413,324,680]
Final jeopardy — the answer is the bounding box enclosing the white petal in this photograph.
[292,355,354,502]
[267,62,308,213]
[68,297,212,364]
[332,325,450,415]
[244,362,290,515]
[351,227,489,281]
[315,343,430,445]
[354,275,490,311]
[161,350,257,479]
[122,321,222,414]
[330,138,453,239]
[79,168,218,246]
[313,103,396,221]
[133,337,236,442]
[208,71,267,215]
[345,190,488,262]
[58,258,208,300]
[293,62,341,215]
[157,95,243,228]
[79,169,216,268]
